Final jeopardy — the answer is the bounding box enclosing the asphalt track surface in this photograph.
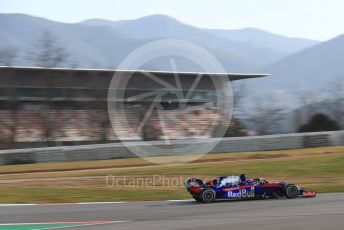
[0,193,343,230]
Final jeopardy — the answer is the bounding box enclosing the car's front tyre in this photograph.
[200,189,216,203]
[284,184,299,199]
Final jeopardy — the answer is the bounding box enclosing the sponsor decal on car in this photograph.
[227,187,255,198]
[223,185,251,192]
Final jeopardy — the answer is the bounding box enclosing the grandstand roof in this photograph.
[0,66,269,81]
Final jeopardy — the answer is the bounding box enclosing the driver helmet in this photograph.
[239,174,246,182]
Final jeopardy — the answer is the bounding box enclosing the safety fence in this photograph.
[0,130,343,165]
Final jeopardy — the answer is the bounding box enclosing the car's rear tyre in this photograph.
[192,194,202,202]
[284,184,299,199]
[200,189,216,203]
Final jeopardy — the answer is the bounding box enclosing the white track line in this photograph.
[0,204,37,207]
[0,221,130,226]
[168,199,194,202]
[37,221,130,230]
[1,193,338,207]
[0,200,196,207]
[78,202,126,205]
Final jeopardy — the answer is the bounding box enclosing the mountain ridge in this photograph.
[80,14,318,66]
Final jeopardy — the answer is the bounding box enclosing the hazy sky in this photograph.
[1,0,343,41]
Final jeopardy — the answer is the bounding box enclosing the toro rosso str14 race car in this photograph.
[184,174,316,203]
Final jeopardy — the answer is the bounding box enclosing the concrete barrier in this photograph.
[0,131,343,165]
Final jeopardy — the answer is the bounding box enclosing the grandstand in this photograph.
[0,66,267,149]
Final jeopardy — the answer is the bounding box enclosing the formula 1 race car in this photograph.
[184,174,316,203]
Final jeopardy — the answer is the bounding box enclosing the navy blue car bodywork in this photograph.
[184,176,316,203]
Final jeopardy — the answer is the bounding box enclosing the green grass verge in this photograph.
[0,147,343,203]
[0,188,189,203]
[0,146,343,175]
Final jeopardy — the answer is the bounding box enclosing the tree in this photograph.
[323,77,344,127]
[0,47,18,66]
[90,73,109,143]
[295,90,323,120]
[232,82,247,116]
[298,113,340,132]
[27,30,68,67]
[25,31,69,144]
[293,78,344,129]
[224,117,247,137]
[249,97,285,135]
[6,74,20,145]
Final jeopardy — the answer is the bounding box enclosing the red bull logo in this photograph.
[227,187,255,198]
